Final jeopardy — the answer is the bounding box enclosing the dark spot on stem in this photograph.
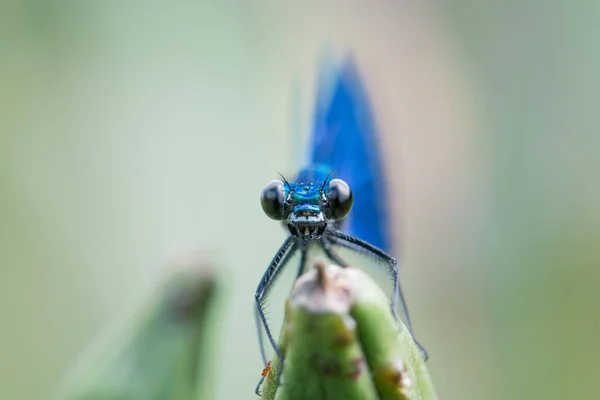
[349,357,364,381]
[333,329,355,347]
[312,355,342,377]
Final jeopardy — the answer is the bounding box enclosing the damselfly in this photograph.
[254,57,427,394]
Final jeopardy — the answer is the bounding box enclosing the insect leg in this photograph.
[254,236,297,394]
[294,242,309,280]
[320,237,348,267]
[256,240,299,367]
[254,305,267,396]
[329,229,429,361]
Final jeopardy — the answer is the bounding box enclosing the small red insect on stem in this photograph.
[261,361,272,378]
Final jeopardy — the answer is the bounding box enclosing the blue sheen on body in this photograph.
[307,59,392,253]
[288,165,331,215]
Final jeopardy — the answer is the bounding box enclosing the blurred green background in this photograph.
[1,1,598,399]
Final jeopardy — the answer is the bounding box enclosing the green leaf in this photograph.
[54,254,217,400]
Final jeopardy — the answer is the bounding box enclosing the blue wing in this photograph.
[308,57,393,253]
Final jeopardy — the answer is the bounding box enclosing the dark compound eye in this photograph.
[260,180,286,220]
[328,179,353,220]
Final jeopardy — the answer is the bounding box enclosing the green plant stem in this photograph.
[262,262,438,400]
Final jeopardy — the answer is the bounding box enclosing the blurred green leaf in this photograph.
[54,255,217,400]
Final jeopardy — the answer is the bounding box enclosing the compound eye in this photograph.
[260,180,286,220]
[328,179,353,220]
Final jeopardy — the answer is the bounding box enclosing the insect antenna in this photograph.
[276,171,292,191]
[320,171,332,191]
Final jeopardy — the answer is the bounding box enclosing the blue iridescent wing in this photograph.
[308,57,393,253]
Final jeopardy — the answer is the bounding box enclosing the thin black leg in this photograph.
[254,306,267,396]
[329,229,429,361]
[294,243,309,280]
[254,236,297,395]
[255,240,299,367]
[320,237,348,267]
